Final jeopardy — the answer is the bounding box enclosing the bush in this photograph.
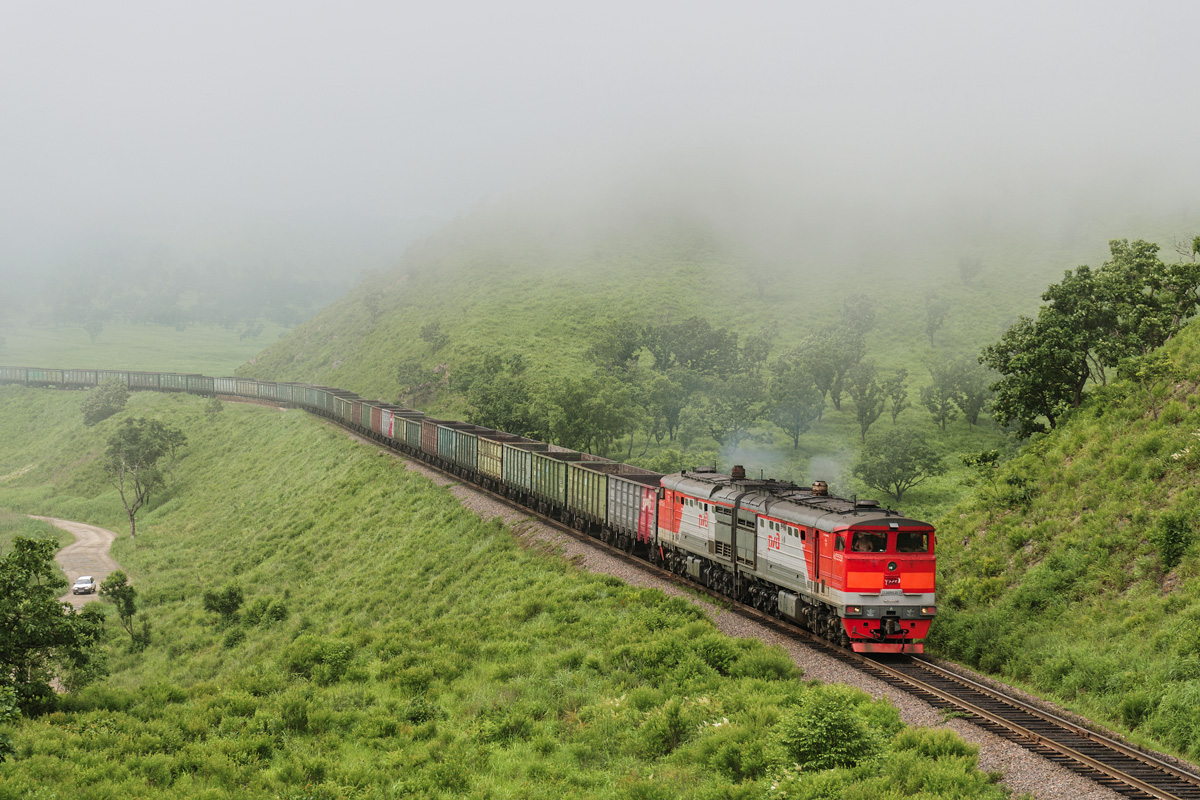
[692,634,738,675]
[892,727,978,761]
[775,686,883,770]
[81,379,129,426]
[202,584,244,625]
[1152,510,1194,571]
[280,635,355,684]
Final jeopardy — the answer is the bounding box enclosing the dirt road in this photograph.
[31,516,121,609]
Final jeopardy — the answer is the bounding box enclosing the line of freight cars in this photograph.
[0,365,662,551]
[0,364,937,653]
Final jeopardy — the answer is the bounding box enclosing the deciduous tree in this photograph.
[0,538,105,714]
[853,428,945,503]
[882,368,909,424]
[920,364,962,431]
[104,417,187,538]
[768,357,824,448]
[846,362,885,443]
[100,571,144,649]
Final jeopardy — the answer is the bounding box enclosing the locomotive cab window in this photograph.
[851,532,887,553]
[897,531,930,553]
[835,535,845,551]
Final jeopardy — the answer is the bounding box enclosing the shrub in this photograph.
[640,699,693,757]
[202,584,245,625]
[81,379,129,426]
[1152,510,1194,571]
[775,686,883,770]
[730,646,800,681]
[280,635,355,684]
[692,634,738,675]
[892,727,977,761]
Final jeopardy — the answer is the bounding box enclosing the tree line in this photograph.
[396,296,995,491]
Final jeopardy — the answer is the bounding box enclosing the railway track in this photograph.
[346,417,1200,800]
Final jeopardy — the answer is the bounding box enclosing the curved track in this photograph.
[302,402,1200,799]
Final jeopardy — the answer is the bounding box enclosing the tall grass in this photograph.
[931,321,1200,762]
[0,388,1009,798]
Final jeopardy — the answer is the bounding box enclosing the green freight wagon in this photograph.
[63,369,98,387]
[401,415,423,450]
[129,372,161,390]
[96,370,131,387]
[0,367,27,384]
[500,441,551,496]
[26,368,63,385]
[187,375,215,394]
[160,373,189,391]
[530,448,608,510]
[478,433,538,486]
[565,459,631,528]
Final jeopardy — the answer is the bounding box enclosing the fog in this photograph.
[3,1,1198,300]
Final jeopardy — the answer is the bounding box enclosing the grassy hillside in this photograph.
[930,320,1200,762]
[0,388,1010,799]
[0,320,290,376]
[238,194,1195,518]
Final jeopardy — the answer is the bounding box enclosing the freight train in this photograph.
[0,365,936,653]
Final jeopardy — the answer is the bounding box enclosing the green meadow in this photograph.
[0,387,1010,799]
[0,320,289,376]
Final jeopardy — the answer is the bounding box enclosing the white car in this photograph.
[72,575,96,595]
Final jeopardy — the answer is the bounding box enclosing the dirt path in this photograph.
[31,516,122,609]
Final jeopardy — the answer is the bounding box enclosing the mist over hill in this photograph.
[242,162,1195,405]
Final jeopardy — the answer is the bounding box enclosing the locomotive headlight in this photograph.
[844,605,862,615]
[921,606,937,616]
[887,561,897,572]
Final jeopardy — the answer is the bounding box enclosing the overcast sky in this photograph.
[3,1,1198,282]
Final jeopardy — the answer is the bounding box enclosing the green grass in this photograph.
[929,321,1200,763]
[0,318,290,375]
[0,388,1011,799]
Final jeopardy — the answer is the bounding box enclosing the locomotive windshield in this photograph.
[850,532,887,553]
[897,531,930,553]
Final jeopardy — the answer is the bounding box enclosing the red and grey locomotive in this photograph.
[653,465,935,653]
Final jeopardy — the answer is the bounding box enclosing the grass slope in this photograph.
[238,199,1195,517]
[931,321,1200,762]
[0,320,290,376]
[0,389,1010,799]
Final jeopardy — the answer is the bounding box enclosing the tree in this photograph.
[768,357,824,448]
[981,313,1087,436]
[396,358,435,404]
[81,378,130,426]
[419,321,449,353]
[925,293,948,346]
[845,362,885,443]
[958,255,984,286]
[100,571,147,650]
[104,417,187,538]
[853,429,945,503]
[950,357,994,428]
[981,237,1200,437]
[920,364,962,431]
[699,372,767,449]
[881,368,909,424]
[0,538,105,714]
